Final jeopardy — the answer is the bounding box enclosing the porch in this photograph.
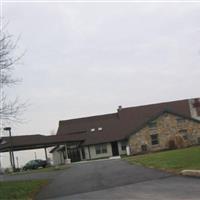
[50,140,130,165]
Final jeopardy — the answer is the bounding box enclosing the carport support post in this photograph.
[3,127,15,171]
[9,151,13,169]
[88,146,91,160]
[11,151,15,170]
[65,144,68,159]
[9,129,15,171]
[44,147,48,161]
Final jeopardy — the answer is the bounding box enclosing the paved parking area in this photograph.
[2,159,200,200]
[59,176,200,200]
[36,159,171,199]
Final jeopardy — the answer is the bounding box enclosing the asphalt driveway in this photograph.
[37,159,172,199]
[59,176,200,200]
[2,159,200,200]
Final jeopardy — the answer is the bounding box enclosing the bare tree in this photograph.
[0,28,25,122]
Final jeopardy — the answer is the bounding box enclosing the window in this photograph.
[121,140,127,151]
[91,128,95,132]
[102,144,107,153]
[98,127,103,131]
[197,137,200,144]
[95,145,101,154]
[95,144,107,154]
[151,134,159,145]
[141,144,147,152]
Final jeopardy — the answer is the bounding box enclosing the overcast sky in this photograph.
[1,1,200,167]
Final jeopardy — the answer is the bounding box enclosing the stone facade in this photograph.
[128,112,200,154]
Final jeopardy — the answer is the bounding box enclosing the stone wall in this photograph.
[128,112,200,154]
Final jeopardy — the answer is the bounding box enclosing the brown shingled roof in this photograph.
[57,98,192,145]
[0,134,84,152]
[0,98,195,152]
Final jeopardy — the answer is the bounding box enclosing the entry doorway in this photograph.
[67,148,81,162]
[111,142,119,156]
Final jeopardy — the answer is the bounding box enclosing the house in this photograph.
[51,98,200,165]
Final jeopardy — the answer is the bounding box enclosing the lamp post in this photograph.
[3,127,15,171]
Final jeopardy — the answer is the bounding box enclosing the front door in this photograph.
[67,148,81,162]
[111,142,119,156]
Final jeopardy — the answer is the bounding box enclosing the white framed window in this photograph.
[121,140,127,151]
[95,144,107,154]
[151,134,159,145]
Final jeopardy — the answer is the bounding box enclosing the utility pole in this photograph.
[3,127,15,172]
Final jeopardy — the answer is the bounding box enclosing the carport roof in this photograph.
[0,134,84,152]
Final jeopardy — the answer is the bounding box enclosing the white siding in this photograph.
[84,146,90,160]
[52,141,124,164]
[117,140,127,155]
[52,151,64,165]
[88,143,113,159]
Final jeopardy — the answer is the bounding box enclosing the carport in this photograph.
[0,134,84,171]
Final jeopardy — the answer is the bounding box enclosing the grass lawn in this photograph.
[124,146,200,173]
[0,180,48,200]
